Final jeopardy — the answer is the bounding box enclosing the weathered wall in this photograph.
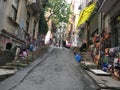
[0,50,15,66]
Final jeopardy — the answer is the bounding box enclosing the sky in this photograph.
[66,0,72,3]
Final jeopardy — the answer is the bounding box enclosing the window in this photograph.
[57,35,59,38]
[9,0,19,21]
[27,12,30,22]
[33,21,36,38]
[10,6,17,20]
[26,12,30,32]
[26,22,29,32]
[60,34,62,38]
[111,14,120,47]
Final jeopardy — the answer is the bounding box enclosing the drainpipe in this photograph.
[98,12,103,69]
[86,22,90,50]
[98,0,106,12]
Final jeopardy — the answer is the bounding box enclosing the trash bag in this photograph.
[44,31,52,45]
[75,54,81,62]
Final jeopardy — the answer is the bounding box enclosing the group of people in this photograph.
[18,43,35,59]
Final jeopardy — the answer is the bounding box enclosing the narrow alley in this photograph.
[0,48,99,90]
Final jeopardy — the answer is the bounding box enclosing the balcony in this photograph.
[98,0,118,13]
[26,0,42,14]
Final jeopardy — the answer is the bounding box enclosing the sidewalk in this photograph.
[86,70,120,90]
[81,60,120,90]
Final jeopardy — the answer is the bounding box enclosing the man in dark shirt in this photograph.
[79,40,87,51]
[62,40,66,47]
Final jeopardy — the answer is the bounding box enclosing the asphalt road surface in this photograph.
[8,48,99,90]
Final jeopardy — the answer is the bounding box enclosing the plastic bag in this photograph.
[75,54,81,62]
[44,31,52,45]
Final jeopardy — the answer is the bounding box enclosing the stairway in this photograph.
[80,51,98,69]
[0,46,48,81]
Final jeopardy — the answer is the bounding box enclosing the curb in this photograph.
[0,47,54,90]
[80,63,101,90]
[80,63,120,90]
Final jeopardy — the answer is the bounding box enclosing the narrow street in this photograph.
[2,48,99,90]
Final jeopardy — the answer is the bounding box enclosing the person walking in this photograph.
[62,40,66,48]
[79,40,87,52]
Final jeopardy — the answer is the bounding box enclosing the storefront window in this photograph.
[111,15,120,47]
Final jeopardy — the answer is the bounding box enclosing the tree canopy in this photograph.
[46,0,72,26]
[39,0,72,34]
[39,9,48,35]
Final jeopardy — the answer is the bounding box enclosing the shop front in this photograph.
[99,0,120,80]
[77,2,96,49]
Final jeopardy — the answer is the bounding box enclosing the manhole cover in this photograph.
[55,67,62,72]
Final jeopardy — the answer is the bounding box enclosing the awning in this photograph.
[77,2,96,27]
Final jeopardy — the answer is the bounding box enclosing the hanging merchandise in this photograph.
[109,48,116,58]
[112,48,120,80]
[114,58,118,68]
[105,33,110,39]
[102,48,109,71]
[100,37,104,42]
[104,48,109,56]
[93,33,99,43]
[103,56,109,64]
[94,54,100,65]
[102,62,108,72]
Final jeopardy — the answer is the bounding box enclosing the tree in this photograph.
[38,0,72,34]
[46,0,72,27]
[39,9,48,35]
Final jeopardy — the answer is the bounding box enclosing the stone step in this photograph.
[90,69,111,76]
[0,66,22,70]
[0,69,17,81]
[15,60,32,64]
[81,61,98,69]
[0,69,17,75]
[6,63,28,67]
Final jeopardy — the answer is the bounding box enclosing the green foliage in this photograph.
[39,0,72,34]
[46,0,72,26]
[39,9,48,35]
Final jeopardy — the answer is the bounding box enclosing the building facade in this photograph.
[98,0,120,80]
[66,0,85,47]
[77,0,120,80]
[0,0,42,50]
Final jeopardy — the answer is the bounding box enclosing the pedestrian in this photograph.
[29,43,34,52]
[22,49,28,58]
[62,40,66,48]
[79,40,87,52]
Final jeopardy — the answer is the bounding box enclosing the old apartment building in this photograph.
[0,0,42,50]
